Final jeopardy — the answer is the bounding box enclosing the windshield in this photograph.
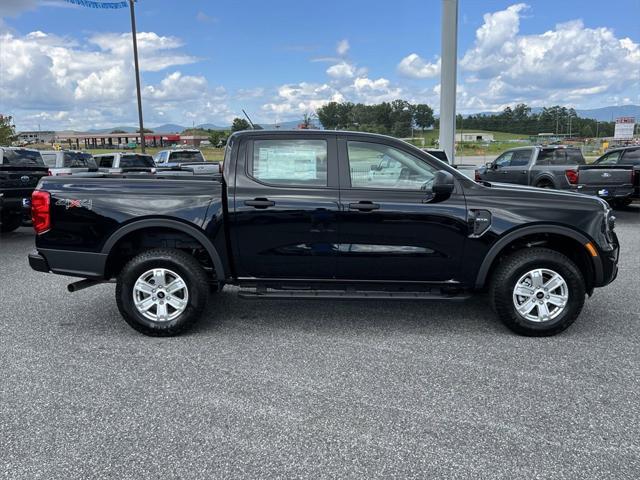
[1,149,45,167]
[120,154,155,168]
[168,151,205,162]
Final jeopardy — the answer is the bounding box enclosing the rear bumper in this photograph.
[28,248,108,279]
[28,251,50,273]
[571,185,634,200]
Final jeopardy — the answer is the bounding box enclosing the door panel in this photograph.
[231,135,340,279]
[337,138,468,282]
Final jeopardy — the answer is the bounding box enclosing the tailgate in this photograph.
[577,166,633,186]
[0,166,48,199]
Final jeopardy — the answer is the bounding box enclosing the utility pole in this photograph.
[439,0,458,165]
[129,0,145,153]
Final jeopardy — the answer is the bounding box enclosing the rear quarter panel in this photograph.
[36,177,222,252]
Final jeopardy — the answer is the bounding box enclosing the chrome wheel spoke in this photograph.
[514,285,535,298]
[547,294,567,307]
[134,280,155,296]
[544,274,564,292]
[153,269,166,287]
[538,301,551,320]
[135,296,156,312]
[167,296,187,310]
[530,270,544,289]
[156,302,168,319]
[517,298,537,316]
[166,278,186,294]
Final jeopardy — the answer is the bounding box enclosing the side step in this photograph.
[238,288,471,301]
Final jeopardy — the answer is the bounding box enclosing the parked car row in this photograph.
[475,145,639,208]
[0,147,220,232]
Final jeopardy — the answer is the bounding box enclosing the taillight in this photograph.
[47,169,53,176]
[565,169,579,185]
[31,190,51,235]
[474,170,481,182]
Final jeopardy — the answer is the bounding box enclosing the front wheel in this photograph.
[116,249,210,336]
[489,248,585,336]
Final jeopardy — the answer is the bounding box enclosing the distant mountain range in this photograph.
[86,120,303,134]
[465,105,640,122]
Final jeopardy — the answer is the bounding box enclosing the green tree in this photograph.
[412,104,434,132]
[208,130,227,147]
[136,128,154,133]
[0,115,16,145]
[231,118,251,132]
[110,129,127,134]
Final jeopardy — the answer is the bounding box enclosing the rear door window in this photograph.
[250,139,328,187]
[97,156,114,168]
[510,150,532,167]
[1,149,45,166]
[565,150,585,165]
[596,151,622,165]
[620,149,640,165]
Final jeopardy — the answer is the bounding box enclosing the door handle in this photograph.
[349,201,380,211]
[244,198,275,209]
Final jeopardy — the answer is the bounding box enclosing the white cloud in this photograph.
[457,3,640,109]
[397,54,440,79]
[336,39,350,56]
[326,61,358,79]
[0,30,229,130]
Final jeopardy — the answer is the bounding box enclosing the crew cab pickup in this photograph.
[94,152,156,174]
[570,146,640,207]
[29,131,619,337]
[0,147,48,233]
[476,146,635,206]
[41,150,99,177]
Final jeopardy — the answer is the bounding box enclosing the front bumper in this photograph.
[597,232,619,287]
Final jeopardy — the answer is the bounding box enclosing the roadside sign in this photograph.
[614,117,636,140]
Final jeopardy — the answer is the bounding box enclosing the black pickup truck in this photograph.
[28,131,619,337]
[0,147,48,233]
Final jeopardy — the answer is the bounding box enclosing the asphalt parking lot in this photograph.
[1,207,639,479]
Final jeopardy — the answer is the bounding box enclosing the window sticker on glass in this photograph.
[253,140,327,186]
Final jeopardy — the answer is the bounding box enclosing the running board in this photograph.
[238,288,471,301]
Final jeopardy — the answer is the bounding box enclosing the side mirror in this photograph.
[486,161,494,169]
[427,170,455,201]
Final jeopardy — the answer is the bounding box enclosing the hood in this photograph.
[486,181,609,210]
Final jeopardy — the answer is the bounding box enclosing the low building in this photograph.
[455,132,495,142]
[17,130,56,144]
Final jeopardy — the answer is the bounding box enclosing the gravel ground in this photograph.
[1,206,639,479]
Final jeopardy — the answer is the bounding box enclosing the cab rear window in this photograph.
[120,155,155,168]
[1,149,45,167]
[168,151,205,162]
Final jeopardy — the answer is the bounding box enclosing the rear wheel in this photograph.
[489,248,585,336]
[612,198,633,209]
[0,214,22,233]
[116,248,210,336]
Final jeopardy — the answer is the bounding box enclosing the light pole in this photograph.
[129,0,146,153]
[439,0,459,165]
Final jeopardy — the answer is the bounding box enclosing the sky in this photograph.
[0,0,638,131]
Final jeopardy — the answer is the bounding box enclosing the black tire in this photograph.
[612,198,633,209]
[489,248,585,336]
[535,180,554,189]
[116,248,210,336]
[0,214,22,233]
